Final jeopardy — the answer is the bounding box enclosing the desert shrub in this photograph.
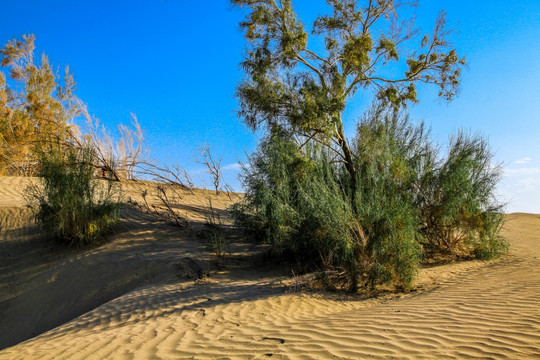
[203,199,227,257]
[467,212,508,260]
[230,133,304,250]
[416,131,507,258]
[352,109,427,288]
[294,146,363,288]
[233,108,507,291]
[27,143,120,246]
[0,35,75,176]
[232,132,371,290]
[1,35,148,181]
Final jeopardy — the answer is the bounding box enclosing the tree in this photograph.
[198,144,223,195]
[0,34,147,180]
[233,0,466,210]
[0,34,77,174]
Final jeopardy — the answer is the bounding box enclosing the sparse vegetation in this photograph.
[198,144,223,195]
[0,1,507,292]
[26,142,120,246]
[134,184,190,228]
[0,34,149,246]
[203,199,227,257]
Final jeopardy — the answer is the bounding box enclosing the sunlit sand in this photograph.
[1,176,538,359]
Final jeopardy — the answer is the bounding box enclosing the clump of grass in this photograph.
[26,143,120,246]
[203,199,226,257]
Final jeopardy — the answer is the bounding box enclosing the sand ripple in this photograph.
[0,176,538,359]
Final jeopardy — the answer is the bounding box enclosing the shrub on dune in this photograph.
[232,107,507,292]
[27,143,120,246]
[416,131,508,259]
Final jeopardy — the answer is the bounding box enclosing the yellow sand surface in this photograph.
[0,176,539,359]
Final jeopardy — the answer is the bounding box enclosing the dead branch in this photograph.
[197,144,222,195]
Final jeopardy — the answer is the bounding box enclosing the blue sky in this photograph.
[1,0,539,213]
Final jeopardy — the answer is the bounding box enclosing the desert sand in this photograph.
[0,175,539,359]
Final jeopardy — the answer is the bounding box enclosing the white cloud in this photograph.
[516,176,540,193]
[222,163,242,171]
[498,170,540,213]
[498,160,540,212]
[515,157,532,164]
[504,167,540,177]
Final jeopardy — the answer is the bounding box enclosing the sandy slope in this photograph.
[0,176,539,359]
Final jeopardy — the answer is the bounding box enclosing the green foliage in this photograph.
[231,133,304,250]
[416,131,507,258]
[231,133,363,288]
[0,34,78,175]
[233,107,507,291]
[233,0,466,174]
[232,2,480,291]
[232,126,422,290]
[203,199,227,257]
[353,108,428,288]
[468,212,508,260]
[27,143,120,246]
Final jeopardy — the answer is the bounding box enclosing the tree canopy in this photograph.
[0,34,77,174]
[233,0,466,184]
[0,34,146,180]
[231,1,507,292]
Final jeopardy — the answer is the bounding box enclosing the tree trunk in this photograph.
[336,121,358,214]
[336,119,371,292]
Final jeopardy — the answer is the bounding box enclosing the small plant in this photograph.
[198,144,222,195]
[135,184,190,228]
[26,143,120,246]
[203,199,226,257]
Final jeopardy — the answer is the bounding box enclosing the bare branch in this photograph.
[198,144,223,195]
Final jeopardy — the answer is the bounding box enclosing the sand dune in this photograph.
[0,176,539,359]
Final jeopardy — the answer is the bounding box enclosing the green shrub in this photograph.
[232,108,507,292]
[468,212,509,260]
[294,145,362,288]
[27,143,120,246]
[352,108,432,288]
[230,133,305,251]
[232,133,369,290]
[416,131,507,258]
[203,199,227,257]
